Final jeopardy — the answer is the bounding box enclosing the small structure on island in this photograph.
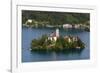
[56,28,59,38]
[48,28,59,41]
[64,36,78,43]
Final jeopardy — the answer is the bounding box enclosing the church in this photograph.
[48,28,59,42]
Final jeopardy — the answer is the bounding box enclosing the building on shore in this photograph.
[63,24,72,28]
[63,24,81,29]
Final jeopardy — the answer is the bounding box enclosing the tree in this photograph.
[22,10,90,26]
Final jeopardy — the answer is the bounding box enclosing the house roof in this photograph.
[50,32,56,37]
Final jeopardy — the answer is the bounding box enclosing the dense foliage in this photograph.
[31,35,85,52]
[22,10,90,25]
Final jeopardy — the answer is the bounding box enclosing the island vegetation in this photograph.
[30,34,85,52]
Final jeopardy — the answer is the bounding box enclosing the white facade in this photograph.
[27,19,33,23]
[56,28,59,37]
[63,24,72,28]
[48,28,59,42]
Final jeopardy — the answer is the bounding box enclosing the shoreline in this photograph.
[22,24,90,32]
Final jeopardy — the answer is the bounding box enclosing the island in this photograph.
[30,29,85,52]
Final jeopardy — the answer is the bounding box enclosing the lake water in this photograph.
[22,27,90,62]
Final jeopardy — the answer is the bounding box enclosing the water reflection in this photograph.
[30,48,84,55]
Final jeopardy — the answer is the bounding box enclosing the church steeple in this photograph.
[56,28,59,38]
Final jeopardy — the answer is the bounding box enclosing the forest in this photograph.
[22,10,90,26]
